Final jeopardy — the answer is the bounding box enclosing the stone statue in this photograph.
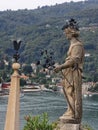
[54,19,84,124]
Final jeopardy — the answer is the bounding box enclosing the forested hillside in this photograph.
[0,0,98,81]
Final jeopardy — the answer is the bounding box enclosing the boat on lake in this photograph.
[21,85,42,93]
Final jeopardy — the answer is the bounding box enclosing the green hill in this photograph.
[0,0,98,81]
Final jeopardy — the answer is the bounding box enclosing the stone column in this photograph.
[4,63,20,130]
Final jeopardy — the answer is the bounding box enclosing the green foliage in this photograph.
[23,113,57,130]
[20,79,26,87]
[22,65,33,74]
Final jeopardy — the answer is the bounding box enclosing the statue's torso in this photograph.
[63,40,84,85]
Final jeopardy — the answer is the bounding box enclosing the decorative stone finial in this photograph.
[12,63,20,76]
[12,63,20,70]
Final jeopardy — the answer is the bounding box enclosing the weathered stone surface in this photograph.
[4,63,20,130]
[55,121,81,130]
[60,124,80,130]
[59,117,80,124]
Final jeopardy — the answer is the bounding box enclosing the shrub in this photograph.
[23,113,57,130]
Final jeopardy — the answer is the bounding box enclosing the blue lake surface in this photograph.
[0,91,98,130]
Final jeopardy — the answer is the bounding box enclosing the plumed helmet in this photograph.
[62,18,79,31]
[62,18,79,37]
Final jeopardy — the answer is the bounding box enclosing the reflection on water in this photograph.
[0,91,98,130]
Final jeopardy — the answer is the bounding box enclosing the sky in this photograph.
[0,0,84,11]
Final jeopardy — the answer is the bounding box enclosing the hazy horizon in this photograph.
[0,0,85,11]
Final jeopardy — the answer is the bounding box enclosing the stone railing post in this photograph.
[4,62,20,130]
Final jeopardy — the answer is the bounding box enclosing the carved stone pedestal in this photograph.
[55,120,81,130]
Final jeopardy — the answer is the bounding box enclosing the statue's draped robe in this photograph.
[62,41,84,122]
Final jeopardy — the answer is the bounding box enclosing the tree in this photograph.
[22,65,33,74]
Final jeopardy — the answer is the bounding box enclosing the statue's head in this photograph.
[62,19,79,39]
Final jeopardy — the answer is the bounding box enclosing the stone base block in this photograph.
[59,124,80,130]
[55,121,81,130]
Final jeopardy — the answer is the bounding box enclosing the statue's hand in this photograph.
[54,65,62,73]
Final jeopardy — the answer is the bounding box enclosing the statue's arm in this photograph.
[54,45,83,72]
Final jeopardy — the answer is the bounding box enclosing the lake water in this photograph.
[0,91,98,130]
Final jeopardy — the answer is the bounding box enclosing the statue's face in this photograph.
[64,27,79,40]
[64,29,73,40]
